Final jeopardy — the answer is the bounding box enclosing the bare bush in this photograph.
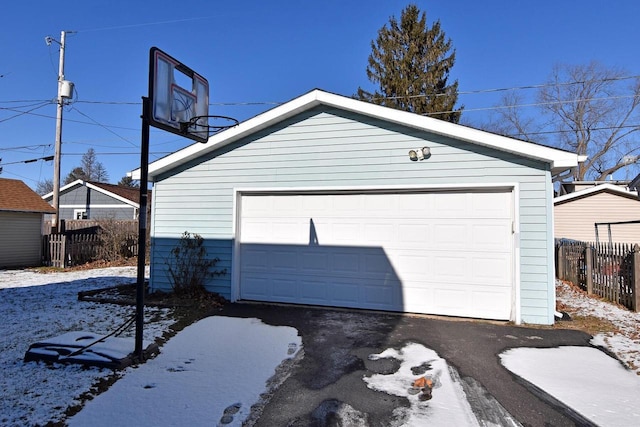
[165,232,226,297]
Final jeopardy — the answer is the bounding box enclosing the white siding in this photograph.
[0,212,43,267]
[150,107,554,324]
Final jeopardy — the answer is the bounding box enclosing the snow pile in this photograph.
[365,342,479,426]
[0,267,174,426]
[556,280,640,375]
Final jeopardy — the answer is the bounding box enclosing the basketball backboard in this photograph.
[148,47,209,143]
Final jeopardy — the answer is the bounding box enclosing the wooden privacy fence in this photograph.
[42,232,139,268]
[556,240,640,311]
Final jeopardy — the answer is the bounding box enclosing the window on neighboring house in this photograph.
[74,209,88,220]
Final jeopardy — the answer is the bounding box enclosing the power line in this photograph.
[70,106,138,148]
[0,102,52,123]
[77,16,214,33]
[0,144,51,152]
[0,155,54,166]
[424,94,640,117]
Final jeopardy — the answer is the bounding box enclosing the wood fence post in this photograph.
[557,245,565,279]
[585,246,593,295]
[61,235,67,268]
[633,244,640,312]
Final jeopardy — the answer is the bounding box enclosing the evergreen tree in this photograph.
[357,4,462,122]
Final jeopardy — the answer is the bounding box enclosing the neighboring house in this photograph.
[557,180,630,196]
[0,178,56,268]
[554,183,640,244]
[42,180,143,221]
[132,89,581,325]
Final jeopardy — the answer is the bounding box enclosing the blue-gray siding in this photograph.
[45,186,136,220]
[150,107,555,324]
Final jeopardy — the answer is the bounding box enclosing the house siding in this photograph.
[0,212,43,267]
[150,107,554,324]
[46,186,136,220]
[555,192,640,244]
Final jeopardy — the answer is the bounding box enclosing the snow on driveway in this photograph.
[3,268,640,426]
[501,346,640,427]
[365,343,480,426]
[67,316,301,427]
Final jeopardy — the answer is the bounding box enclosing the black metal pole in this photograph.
[135,96,151,360]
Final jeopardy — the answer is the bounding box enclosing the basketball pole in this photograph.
[134,96,151,360]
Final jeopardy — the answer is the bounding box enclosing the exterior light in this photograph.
[409,147,431,161]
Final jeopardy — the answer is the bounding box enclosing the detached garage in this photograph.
[134,89,581,325]
[0,178,56,268]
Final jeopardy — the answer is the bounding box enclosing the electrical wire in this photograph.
[77,16,214,33]
[69,106,138,148]
[0,144,51,152]
[0,102,52,123]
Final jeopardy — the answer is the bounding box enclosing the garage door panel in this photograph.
[332,252,360,273]
[272,278,298,299]
[301,252,329,271]
[471,256,512,281]
[470,192,512,217]
[362,282,401,308]
[331,281,361,305]
[300,280,328,301]
[241,275,269,299]
[239,191,514,320]
[241,246,269,270]
[471,223,511,248]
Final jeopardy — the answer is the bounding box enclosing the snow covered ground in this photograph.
[499,281,640,426]
[0,267,175,426]
[1,268,640,426]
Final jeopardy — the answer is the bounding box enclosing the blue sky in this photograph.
[2,0,639,189]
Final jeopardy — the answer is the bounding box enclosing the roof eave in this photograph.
[131,89,581,180]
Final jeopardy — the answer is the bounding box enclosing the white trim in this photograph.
[231,183,520,322]
[130,89,581,181]
[512,183,521,325]
[234,182,517,195]
[73,209,88,220]
[230,191,242,302]
[42,179,140,208]
[554,183,637,204]
[59,204,135,209]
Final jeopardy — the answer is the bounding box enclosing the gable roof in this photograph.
[131,89,583,181]
[554,183,640,205]
[42,180,144,207]
[0,178,56,213]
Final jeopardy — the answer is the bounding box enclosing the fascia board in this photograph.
[41,179,85,200]
[553,183,637,204]
[131,89,580,180]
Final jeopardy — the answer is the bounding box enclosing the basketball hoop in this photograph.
[179,115,239,140]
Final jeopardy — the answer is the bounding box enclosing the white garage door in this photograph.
[238,190,513,320]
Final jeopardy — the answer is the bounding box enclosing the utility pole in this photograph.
[47,30,74,232]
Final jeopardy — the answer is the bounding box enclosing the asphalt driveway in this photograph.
[218,303,594,427]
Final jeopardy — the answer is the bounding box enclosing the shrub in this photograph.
[97,218,138,262]
[165,231,226,297]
